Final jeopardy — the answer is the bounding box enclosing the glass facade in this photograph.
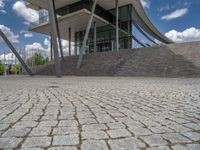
[36,0,133,53]
[74,4,133,54]
[39,9,49,24]
[56,0,114,23]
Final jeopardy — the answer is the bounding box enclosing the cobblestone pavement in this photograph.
[0,76,200,150]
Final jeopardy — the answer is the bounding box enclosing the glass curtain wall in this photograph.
[39,9,49,24]
[75,4,133,54]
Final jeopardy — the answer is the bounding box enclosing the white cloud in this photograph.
[19,30,26,34]
[161,8,188,21]
[44,38,75,56]
[23,21,31,26]
[165,27,200,42]
[0,9,6,13]
[24,33,33,38]
[158,4,172,12]
[44,38,50,46]
[0,25,19,43]
[0,0,6,14]
[25,42,48,52]
[62,40,75,56]
[24,42,50,58]
[12,1,39,24]
[20,30,33,38]
[0,53,17,65]
[23,38,75,60]
[0,0,5,8]
[140,0,150,8]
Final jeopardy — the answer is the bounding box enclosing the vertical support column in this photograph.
[47,0,62,77]
[50,35,53,60]
[116,0,119,51]
[128,20,131,49]
[77,0,98,69]
[69,27,71,56]
[52,0,64,61]
[93,21,97,53]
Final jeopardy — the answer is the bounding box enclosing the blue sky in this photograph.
[0,0,200,56]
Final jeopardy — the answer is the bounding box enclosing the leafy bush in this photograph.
[26,53,49,67]
[10,64,21,75]
[0,60,4,75]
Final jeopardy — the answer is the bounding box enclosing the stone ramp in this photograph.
[34,41,200,77]
[117,42,200,77]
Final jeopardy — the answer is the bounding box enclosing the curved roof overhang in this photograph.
[27,0,174,44]
[30,9,109,41]
[131,1,173,44]
[27,0,139,10]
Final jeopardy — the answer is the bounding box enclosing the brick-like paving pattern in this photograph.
[0,76,200,150]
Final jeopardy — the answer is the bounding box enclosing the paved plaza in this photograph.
[0,76,200,150]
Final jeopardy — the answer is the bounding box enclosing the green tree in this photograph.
[11,64,22,75]
[26,53,49,67]
[0,60,4,75]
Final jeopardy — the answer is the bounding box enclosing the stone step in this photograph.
[34,41,200,77]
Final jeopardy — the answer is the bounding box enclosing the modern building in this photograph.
[26,0,173,76]
[27,0,172,52]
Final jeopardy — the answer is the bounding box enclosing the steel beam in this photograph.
[132,22,158,45]
[0,29,34,76]
[93,21,97,53]
[116,0,119,51]
[132,6,173,44]
[77,0,98,69]
[130,35,146,47]
[47,0,62,77]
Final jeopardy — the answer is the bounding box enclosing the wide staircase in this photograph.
[33,41,200,77]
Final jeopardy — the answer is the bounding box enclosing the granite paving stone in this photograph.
[29,127,52,136]
[52,134,79,146]
[0,76,200,149]
[161,133,191,144]
[2,127,30,137]
[0,137,22,149]
[81,140,109,150]
[181,132,200,141]
[107,129,132,138]
[141,134,168,147]
[108,137,146,150]
[82,131,109,140]
[22,136,51,148]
